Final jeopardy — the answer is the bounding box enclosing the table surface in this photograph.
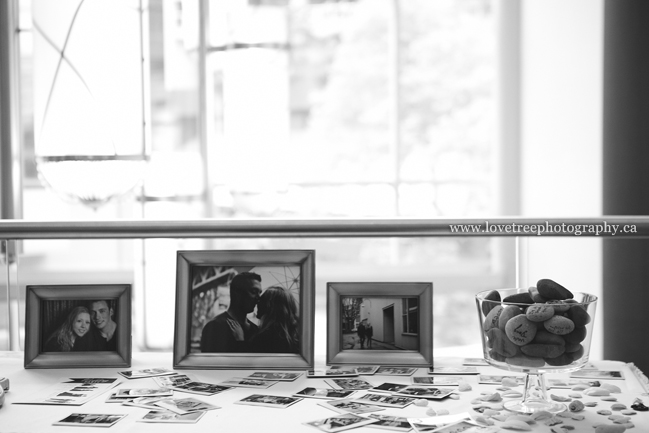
[1,352,648,433]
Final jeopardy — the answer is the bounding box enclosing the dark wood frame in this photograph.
[173,250,315,369]
[24,284,131,368]
[327,282,433,366]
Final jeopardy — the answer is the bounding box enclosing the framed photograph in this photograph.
[173,250,315,369]
[327,282,432,366]
[24,284,131,368]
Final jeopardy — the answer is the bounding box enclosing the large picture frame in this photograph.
[174,250,315,369]
[327,282,433,366]
[24,284,131,368]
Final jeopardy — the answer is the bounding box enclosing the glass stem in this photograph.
[522,372,547,403]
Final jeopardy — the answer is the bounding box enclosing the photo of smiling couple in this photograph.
[43,300,118,352]
[199,271,300,354]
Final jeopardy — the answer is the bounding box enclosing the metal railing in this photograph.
[2,217,649,239]
[2,216,648,352]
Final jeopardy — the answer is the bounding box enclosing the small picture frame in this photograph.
[173,250,315,369]
[326,282,433,366]
[24,284,131,368]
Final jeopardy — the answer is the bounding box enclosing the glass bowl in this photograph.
[476,288,598,414]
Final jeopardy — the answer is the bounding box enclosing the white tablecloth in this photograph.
[1,351,648,432]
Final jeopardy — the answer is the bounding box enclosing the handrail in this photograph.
[1,217,649,239]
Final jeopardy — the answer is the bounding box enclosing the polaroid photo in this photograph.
[308,368,358,378]
[371,383,410,393]
[153,373,193,388]
[421,420,482,433]
[570,370,625,380]
[376,367,417,376]
[169,381,233,396]
[304,413,378,432]
[16,378,120,406]
[367,414,413,432]
[393,387,454,400]
[478,375,525,385]
[294,387,357,400]
[412,377,459,386]
[325,378,374,391]
[318,399,385,415]
[407,413,473,433]
[218,378,278,389]
[234,394,303,409]
[123,396,166,410]
[351,393,414,409]
[105,392,135,404]
[154,397,220,415]
[462,358,489,366]
[138,410,206,423]
[547,378,602,389]
[427,367,479,375]
[330,365,380,375]
[114,388,173,398]
[247,372,303,381]
[53,413,126,427]
[118,368,175,379]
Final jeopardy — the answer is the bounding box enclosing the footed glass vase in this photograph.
[476,288,598,414]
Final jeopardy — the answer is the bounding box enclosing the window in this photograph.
[11,0,503,353]
[401,297,418,335]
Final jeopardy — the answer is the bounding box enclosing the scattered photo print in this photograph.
[235,394,303,409]
[570,370,624,380]
[394,387,454,400]
[293,388,356,400]
[15,378,120,406]
[138,410,205,423]
[153,373,193,388]
[167,380,232,396]
[422,420,481,433]
[330,365,379,375]
[376,367,417,376]
[218,378,278,389]
[427,367,479,375]
[118,368,175,379]
[325,378,374,391]
[318,399,385,415]
[114,388,173,398]
[367,414,413,431]
[351,393,414,408]
[308,368,358,378]
[547,379,601,389]
[407,413,473,433]
[478,375,525,385]
[154,397,220,414]
[412,377,459,386]
[462,358,489,366]
[247,372,303,381]
[304,413,378,432]
[53,413,126,427]
[105,392,135,404]
[123,396,165,410]
[371,383,410,393]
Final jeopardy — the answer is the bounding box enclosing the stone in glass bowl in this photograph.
[476,287,598,414]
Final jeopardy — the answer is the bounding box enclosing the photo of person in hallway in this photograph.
[341,296,419,351]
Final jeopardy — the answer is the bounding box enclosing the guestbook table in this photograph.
[1,351,648,433]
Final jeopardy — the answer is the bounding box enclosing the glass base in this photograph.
[504,398,567,414]
[502,372,566,415]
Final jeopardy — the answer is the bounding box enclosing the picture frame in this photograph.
[173,250,315,369]
[24,284,132,368]
[327,282,432,366]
